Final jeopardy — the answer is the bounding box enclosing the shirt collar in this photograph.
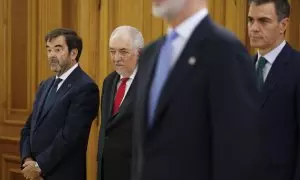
[56,63,79,80]
[258,40,286,64]
[120,66,138,80]
[167,8,209,40]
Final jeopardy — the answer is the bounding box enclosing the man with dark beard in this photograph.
[20,28,99,180]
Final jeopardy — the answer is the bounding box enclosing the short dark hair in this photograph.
[45,28,83,62]
[248,0,290,21]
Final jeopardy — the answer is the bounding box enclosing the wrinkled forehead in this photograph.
[109,31,134,50]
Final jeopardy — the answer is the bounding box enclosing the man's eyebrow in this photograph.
[46,44,63,48]
[248,15,272,22]
[54,44,63,48]
[258,17,272,21]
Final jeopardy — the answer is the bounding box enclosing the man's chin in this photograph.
[152,5,168,18]
[152,7,179,22]
[250,41,264,49]
[50,67,60,73]
[116,70,129,77]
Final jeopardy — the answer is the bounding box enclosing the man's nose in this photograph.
[250,21,260,32]
[48,51,56,58]
[114,52,122,61]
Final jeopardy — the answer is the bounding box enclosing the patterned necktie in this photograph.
[148,31,178,127]
[113,77,129,114]
[256,56,268,90]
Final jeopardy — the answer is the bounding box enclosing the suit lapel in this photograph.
[107,74,119,120]
[152,16,212,126]
[35,67,81,128]
[32,78,55,128]
[106,77,136,129]
[132,37,164,171]
[115,78,136,115]
[140,38,165,133]
[259,43,292,107]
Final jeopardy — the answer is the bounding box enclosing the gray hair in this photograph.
[110,26,144,50]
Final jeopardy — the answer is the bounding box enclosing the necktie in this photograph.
[113,77,129,114]
[256,56,268,90]
[43,78,62,112]
[148,31,178,127]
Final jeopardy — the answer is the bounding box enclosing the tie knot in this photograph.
[166,30,178,42]
[257,57,268,69]
[121,77,129,84]
[54,78,62,87]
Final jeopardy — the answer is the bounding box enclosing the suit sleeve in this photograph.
[131,47,149,180]
[98,77,108,160]
[20,81,44,165]
[20,113,33,162]
[209,40,261,178]
[96,78,108,180]
[35,83,100,175]
[292,71,300,180]
[100,78,108,126]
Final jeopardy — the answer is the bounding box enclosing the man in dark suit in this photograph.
[19,28,100,180]
[97,26,144,180]
[248,0,300,179]
[131,0,262,180]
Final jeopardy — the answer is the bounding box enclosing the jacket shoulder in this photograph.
[104,71,118,83]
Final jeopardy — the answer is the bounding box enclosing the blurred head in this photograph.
[109,26,144,77]
[152,0,207,27]
[152,0,187,21]
[45,28,82,76]
[248,0,290,54]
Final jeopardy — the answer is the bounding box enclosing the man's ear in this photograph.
[279,17,289,34]
[70,49,78,61]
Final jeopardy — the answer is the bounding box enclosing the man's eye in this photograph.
[120,51,128,54]
[55,48,61,52]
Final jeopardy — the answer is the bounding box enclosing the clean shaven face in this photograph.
[248,2,288,52]
[152,0,187,20]
[109,32,138,77]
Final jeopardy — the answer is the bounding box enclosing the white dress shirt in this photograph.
[168,8,209,67]
[56,63,79,91]
[256,41,286,81]
[116,67,137,104]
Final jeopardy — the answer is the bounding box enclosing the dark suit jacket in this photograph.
[97,71,136,180]
[131,15,261,180]
[20,66,100,180]
[255,43,300,180]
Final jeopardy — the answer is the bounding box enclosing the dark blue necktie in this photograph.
[43,78,62,112]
